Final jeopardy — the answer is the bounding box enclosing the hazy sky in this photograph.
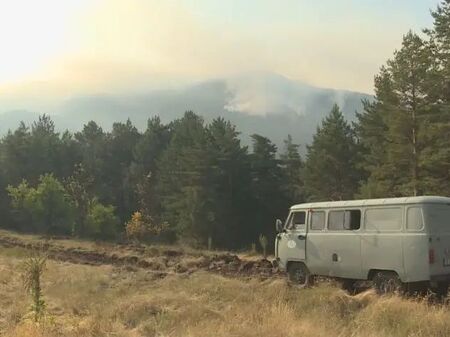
[0,0,442,103]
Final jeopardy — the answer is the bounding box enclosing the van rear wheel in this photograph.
[287,262,312,287]
[431,282,449,300]
[372,271,404,295]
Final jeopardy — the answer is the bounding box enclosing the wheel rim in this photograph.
[385,278,399,293]
[375,274,401,294]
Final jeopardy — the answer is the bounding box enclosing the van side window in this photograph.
[347,210,361,230]
[289,211,306,230]
[328,210,361,230]
[310,211,325,230]
[407,207,424,231]
[365,207,402,231]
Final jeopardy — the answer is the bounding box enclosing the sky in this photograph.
[0,0,442,107]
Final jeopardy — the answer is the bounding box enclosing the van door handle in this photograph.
[298,235,306,240]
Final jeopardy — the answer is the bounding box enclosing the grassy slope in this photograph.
[1,238,450,336]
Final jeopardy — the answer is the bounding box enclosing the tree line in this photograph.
[0,1,448,249]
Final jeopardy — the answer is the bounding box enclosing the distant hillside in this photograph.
[0,72,372,151]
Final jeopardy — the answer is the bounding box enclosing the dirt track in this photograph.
[0,232,282,279]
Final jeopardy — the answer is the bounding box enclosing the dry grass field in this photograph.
[1,231,450,337]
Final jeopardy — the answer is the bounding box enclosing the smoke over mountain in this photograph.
[0,72,372,151]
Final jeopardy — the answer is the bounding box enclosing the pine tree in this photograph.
[426,0,450,103]
[357,32,436,197]
[304,104,360,201]
[157,112,215,244]
[29,115,62,183]
[107,119,141,223]
[74,122,110,203]
[207,117,251,248]
[280,135,304,205]
[1,122,32,185]
[133,116,171,221]
[249,134,286,242]
[386,32,431,196]
[421,0,450,195]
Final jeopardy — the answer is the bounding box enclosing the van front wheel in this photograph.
[287,262,313,287]
[372,271,404,295]
[341,279,358,294]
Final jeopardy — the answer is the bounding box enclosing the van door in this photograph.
[278,210,308,264]
[325,209,363,279]
[424,204,450,281]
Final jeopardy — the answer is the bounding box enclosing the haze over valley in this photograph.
[0,72,371,149]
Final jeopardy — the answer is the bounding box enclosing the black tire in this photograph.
[341,279,357,295]
[431,282,449,300]
[404,282,428,297]
[287,262,313,287]
[372,271,404,295]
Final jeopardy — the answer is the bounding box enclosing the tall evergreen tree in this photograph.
[133,116,171,221]
[387,32,431,196]
[207,118,251,248]
[28,115,63,183]
[357,31,444,197]
[157,112,215,244]
[280,135,304,205]
[1,122,33,185]
[354,69,396,197]
[304,104,360,201]
[426,0,450,103]
[57,131,82,179]
[249,134,286,242]
[74,121,110,203]
[421,0,450,195]
[107,119,141,223]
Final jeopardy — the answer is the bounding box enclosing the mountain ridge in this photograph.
[0,72,372,150]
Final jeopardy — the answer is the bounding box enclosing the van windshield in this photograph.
[286,211,306,230]
[424,205,450,234]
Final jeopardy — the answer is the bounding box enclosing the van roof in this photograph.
[291,196,450,210]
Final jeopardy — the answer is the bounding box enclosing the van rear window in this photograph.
[365,207,402,231]
[407,207,424,231]
[425,205,450,233]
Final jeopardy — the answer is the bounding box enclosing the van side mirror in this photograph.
[275,219,283,233]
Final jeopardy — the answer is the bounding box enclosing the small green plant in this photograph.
[250,243,257,255]
[259,234,268,259]
[207,236,213,251]
[21,253,47,322]
[86,200,119,239]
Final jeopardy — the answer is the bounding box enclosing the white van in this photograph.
[275,196,450,294]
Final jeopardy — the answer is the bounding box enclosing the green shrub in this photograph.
[8,174,75,234]
[86,201,120,239]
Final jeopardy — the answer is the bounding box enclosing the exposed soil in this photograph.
[0,232,282,280]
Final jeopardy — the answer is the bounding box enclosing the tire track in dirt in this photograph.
[0,233,282,280]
